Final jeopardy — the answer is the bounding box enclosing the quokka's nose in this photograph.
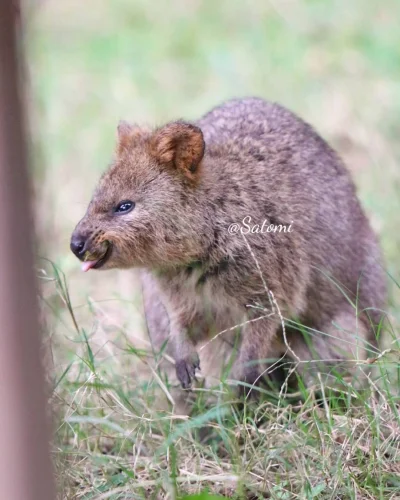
[70,234,87,258]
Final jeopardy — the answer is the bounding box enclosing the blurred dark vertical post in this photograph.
[0,2,55,500]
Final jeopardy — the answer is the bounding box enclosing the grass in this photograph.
[28,0,400,498]
[45,262,400,499]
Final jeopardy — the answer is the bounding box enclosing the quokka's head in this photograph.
[70,120,211,271]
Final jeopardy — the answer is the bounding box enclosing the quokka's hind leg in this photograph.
[285,305,378,389]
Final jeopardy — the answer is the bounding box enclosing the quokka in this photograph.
[71,97,386,392]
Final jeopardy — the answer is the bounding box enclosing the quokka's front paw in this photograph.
[175,351,200,389]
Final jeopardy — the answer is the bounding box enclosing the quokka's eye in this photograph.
[114,200,135,214]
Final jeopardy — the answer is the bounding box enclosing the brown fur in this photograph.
[71,97,387,390]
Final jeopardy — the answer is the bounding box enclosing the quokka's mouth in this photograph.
[81,242,112,272]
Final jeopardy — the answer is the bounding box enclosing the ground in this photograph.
[28,1,400,498]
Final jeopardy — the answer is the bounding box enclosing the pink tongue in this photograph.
[81,260,98,272]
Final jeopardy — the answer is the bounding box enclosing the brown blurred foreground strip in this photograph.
[0,2,55,500]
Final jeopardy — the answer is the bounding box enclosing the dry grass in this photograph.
[28,0,400,498]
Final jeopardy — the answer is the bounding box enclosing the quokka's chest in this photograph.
[166,268,245,332]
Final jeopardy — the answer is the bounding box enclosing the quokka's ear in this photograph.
[150,121,205,178]
[116,120,150,155]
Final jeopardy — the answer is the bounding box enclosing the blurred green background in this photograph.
[29,0,400,341]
